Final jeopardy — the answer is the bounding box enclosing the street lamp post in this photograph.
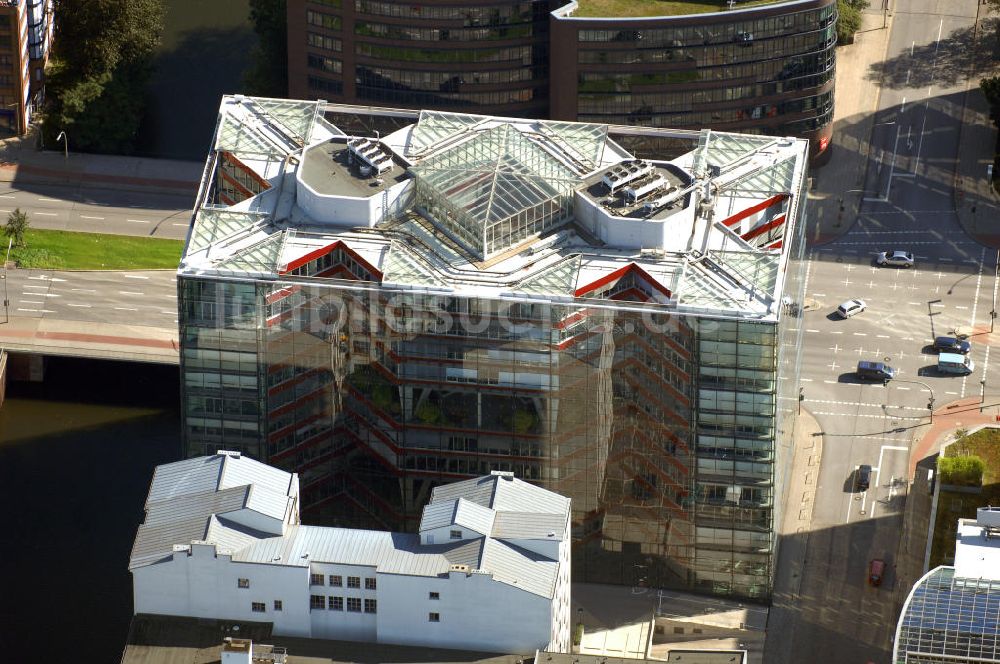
[893,379,936,422]
[56,130,68,160]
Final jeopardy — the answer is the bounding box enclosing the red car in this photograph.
[868,559,885,587]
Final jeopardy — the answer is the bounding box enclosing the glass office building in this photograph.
[893,509,1000,663]
[287,0,836,157]
[179,96,810,599]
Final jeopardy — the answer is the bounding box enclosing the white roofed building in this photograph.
[177,96,811,600]
[130,452,572,654]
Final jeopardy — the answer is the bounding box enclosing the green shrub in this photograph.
[938,455,985,487]
[836,0,869,45]
[415,400,442,424]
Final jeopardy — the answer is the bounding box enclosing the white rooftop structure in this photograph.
[180,96,809,320]
[954,506,1000,581]
[131,455,572,653]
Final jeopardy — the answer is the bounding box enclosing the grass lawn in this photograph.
[928,427,1000,567]
[574,0,783,18]
[6,229,183,270]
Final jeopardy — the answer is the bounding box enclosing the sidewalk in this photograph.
[0,314,179,365]
[0,131,203,197]
[954,7,1000,248]
[807,9,895,246]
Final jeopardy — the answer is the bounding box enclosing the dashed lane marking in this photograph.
[34,212,58,216]
[123,275,149,280]
[66,303,92,308]
[79,215,104,220]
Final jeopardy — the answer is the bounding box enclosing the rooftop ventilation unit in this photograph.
[348,137,393,175]
[602,160,653,193]
[624,175,668,204]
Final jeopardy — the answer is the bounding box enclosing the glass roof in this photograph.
[250,98,320,147]
[895,567,1000,664]
[405,110,489,158]
[410,123,582,255]
[189,208,269,253]
[535,120,609,173]
[708,250,779,300]
[725,155,797,198]
[214,231,286,276]
[691,130,778,176]
[676,263,755,311]
[382,242,448,288]
[517,255,581,295]
[215,111,286,157]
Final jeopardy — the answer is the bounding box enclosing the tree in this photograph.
[42,0,165,154]
[4,208,29,247]
[243,0,288,97]
[982,75,1000,126]
[837,0,871,45]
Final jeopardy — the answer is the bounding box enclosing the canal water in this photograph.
[136,0,255,160]
[0,357,182,661]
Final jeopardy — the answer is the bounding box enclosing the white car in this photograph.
[837,299,866,318]
[876,250,915,268]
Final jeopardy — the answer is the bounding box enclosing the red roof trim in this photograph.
[280,239,384,280]
[741,213,786,242]
[574,262,672,300]
[720,193,789,228]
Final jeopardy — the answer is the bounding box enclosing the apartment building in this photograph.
[0,0,51,135]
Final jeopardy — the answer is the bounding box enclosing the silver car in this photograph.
[837,299,866,318]
[876,250,915,268]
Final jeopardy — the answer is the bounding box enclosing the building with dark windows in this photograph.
[0,0,52,135]
[287,0,835,156]
[178,96,809,600]
[893,507,1000,663]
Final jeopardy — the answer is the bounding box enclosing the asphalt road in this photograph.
[765,1,990,663]
[0,181,194,240]
[1,269,177,327]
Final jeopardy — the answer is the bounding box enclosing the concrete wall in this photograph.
[296,173,412,228]
[376,570,552,654]
[305,561,378,641]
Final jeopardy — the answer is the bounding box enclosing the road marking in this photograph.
[955,306,969,310]
[806,329,820,333]
[34,211,58,216]
[70,288,97,293]
[897,386,910,391]
[21,284,46,289]
[123,275,149,280]
[17,308,55,313]
[113,307,139,311]
[823,380,837,384]
[800,377,814,382]
[159,309,175,315]
[127,219,151,224]
[118,290,144,296]
[877,334,890,338]
[171,223,189,227]
[853,332,867,336]
[36,197,63,203]
[830,330,843,335]
[805,398,925,411]
[66,303,92,308]
[19,300,42,304]
[0,194,14,199]
[79,215,105,220]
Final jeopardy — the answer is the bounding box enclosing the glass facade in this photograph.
[894,567,1000,663]
[180,99,810,600]
[179,229,807,599]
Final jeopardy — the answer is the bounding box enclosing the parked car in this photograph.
[868,558,885,586]
[837,299,866,318]
[857,360,896,382]
[938,352,975,375]
[876,250,915,268]
[857,464,872,492]
[933,336,971,354]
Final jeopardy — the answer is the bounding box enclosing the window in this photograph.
[347,576,361,588]
[429,591,440,600]
[347,597,362,612]
[330,596,344,611]
[429,612,441,622]
[251,602,266,613]
[330,575,343,587]
[274,600,283,611]
[310,573,325,586]
[237,578,250,589]
[365,599,377,614]
[365,577,377,590]
[450,530,462,539]
[310,595,326,610]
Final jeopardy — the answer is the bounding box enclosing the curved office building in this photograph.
[289,0,836,155]
[549,0,837,156]
[288,0,553,119]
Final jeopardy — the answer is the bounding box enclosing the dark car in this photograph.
[856,361,896,382]
[856,464,872,492]
[868,558,885,586]
[933,336,971,354]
